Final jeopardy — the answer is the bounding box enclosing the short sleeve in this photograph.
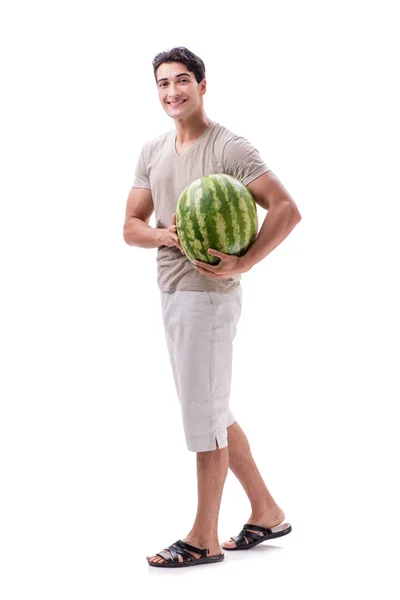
[222,137,271,187]
[132,143,151,189]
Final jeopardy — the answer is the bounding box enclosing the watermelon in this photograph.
[176,173,258,265]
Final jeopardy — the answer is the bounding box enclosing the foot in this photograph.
[146,535,222,565]
[222,507,286,549]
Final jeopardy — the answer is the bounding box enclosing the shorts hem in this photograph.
[186,430,228,452]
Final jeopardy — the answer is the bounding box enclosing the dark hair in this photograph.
[152,46,206,84]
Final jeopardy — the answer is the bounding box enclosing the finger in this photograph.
[207,248,226,259]
[172,213,177,224]
[193,259,218,273]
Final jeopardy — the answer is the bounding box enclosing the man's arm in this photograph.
[123,187,164,248]
[192,170,301,279]
[123,187,182,252]
[242,171,301,270]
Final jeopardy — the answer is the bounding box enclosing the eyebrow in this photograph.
[156,72,191,84]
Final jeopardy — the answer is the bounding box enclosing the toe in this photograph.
[222,539,236,549]
[147,554,164,564]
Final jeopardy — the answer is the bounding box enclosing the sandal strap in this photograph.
[156,549,173,562]
[156,540,208,563]
[232,531,260,545]
[232,524,271,546]
[244,523,272,535]
[176,539,208,558]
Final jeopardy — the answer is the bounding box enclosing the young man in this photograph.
[123,46,301,568]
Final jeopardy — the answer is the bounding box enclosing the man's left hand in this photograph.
[193,249,250,279]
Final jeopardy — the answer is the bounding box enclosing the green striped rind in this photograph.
[176,174,258,265]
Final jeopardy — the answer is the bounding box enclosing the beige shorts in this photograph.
[161,287,242,452]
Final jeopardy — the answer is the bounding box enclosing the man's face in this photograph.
[156,62,206,118]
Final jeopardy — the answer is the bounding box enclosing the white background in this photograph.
[1,0,399,598]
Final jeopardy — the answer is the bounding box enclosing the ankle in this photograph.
[186,529,219,546]
[250,503,284,521]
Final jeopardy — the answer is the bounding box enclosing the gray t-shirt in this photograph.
[132,120,270,293]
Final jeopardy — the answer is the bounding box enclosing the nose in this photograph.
[168,83,181,98]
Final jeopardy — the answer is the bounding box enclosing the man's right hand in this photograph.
[159,213,184,254]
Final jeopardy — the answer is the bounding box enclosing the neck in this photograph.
[174,111,211,144]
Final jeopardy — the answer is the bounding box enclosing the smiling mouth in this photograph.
[167,99,188,107]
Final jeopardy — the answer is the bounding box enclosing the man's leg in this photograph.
[147,445,229,564]
[147,289,242,564]
[222,421,286,548]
